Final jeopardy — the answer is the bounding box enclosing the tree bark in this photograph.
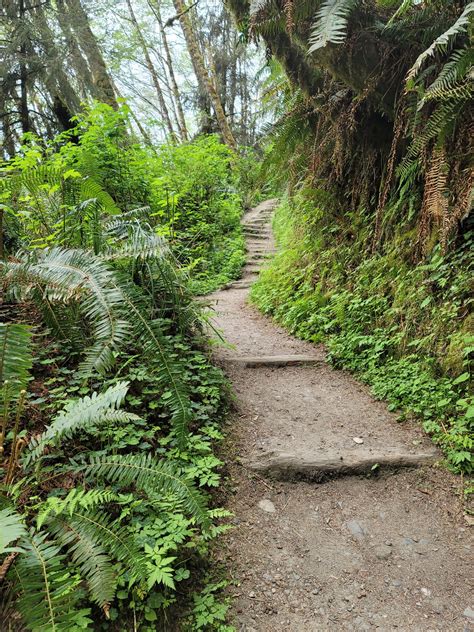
[173,0,236,148]
[62,0,118,108]
[148,0,189,141]
[19,0,30,134]
[55,3,96,101]
[31,4,81,120]
[124,0,176,140]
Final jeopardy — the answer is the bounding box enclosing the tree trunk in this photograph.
[32,4,81,121]
[62,0,118,108]
[149,0,189,141]
[55,3,96,101]
[124,0,176,140]
[172,0,236,149]
[19,0,30,134]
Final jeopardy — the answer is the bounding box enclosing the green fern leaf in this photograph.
[15,530,83,631]
[84,453,210,528]
[309,0,358,53]
[249,0,272,16]
[59,509,148,584]
[47,515,117,611]
[407,3,474,81]
[0,323,33,401]
[0,507,26,554]
[116,286,193,447]
[100,225,170,262]
[25,382,132,464]
[2,248,131,375]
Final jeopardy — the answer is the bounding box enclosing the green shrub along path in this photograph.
[211,200,473,631]
[0,106,247,631]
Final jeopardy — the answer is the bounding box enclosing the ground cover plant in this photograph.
[0,103,241,630]
[251,193,473,473]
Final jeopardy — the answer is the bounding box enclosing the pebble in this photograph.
[248,591,256,598]
[353,437,364,444]
[258,499,276,513]
[374,544,392,560]
[346,519,366,540]
[429,598,445,614]
[464,607,474,621]
[421,587,431,597]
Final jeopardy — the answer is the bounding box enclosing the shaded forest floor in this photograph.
[209,201,473,631]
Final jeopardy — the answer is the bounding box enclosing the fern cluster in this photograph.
[0,313,218,630]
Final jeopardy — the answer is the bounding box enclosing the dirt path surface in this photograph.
[209,200,473,632]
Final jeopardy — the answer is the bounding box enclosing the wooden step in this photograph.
[246,449,439,482]
[244,229,271,236]
[227,355,324,368]
[223,280,254,289]
[244,234,268,240]
[248,254,271,261]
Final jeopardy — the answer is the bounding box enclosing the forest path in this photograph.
[208,200,473,632]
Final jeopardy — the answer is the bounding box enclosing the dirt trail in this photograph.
[209,200,473,632]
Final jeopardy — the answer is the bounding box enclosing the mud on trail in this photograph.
[208,200,473,632]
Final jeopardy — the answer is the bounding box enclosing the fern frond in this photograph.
[0,507,26,554]
[249,0,272,16]
[101,224,170,262]
[397,99,460,175]
[116,286,193,447]
[0,323,32,401]
[25,382,132,464]
[58,509,148,584]
[78,177,120,217]
[15,530,83,631]
[407,3,474,81]
[84,453,210,528]
[37,488,119,528]
[424,47,473,95]
[38,487,141,609]
[2,248,131,375]
[47,515,116,611]
[309,0,358,53]
[423,145,449,221]
[421,80,474,106]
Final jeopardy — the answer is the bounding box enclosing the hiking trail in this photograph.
[209,200,473,632]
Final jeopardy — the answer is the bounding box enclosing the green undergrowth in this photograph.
[0,103,239,630]
[1,102,248,294]
[251,194,473,473]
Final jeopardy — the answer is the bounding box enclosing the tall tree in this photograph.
[148,0,188,141]
[60,0,117,108]
[172,0,236,148]
[124,0,176,139]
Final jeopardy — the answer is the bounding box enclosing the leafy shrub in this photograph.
[1,103,247,293]
[0,103,237,629]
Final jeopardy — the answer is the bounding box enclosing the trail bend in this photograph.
[209,200,473,632]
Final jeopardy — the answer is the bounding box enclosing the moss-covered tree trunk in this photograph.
[173,0,236,149]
